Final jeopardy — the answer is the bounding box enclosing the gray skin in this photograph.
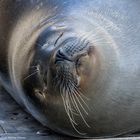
[0,0,140,138]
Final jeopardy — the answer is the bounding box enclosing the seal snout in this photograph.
[55,49,72,64]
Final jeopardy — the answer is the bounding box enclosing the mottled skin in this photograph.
[0,0,140,138]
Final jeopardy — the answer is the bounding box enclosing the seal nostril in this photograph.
[56,50,65,59]
[55,49,72,63]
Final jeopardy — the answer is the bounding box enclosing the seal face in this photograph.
[0,0,140,138]
[24,30,98,135]
[47,37,96,134]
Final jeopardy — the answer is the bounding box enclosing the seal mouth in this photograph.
[51,61,90,135]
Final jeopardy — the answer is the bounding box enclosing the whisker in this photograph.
[73,89,88,115]
[71,91,90,128]
[68,80,89,113]
[61,84,77,125]
[73,86,90,110]
[71,81,90,109]
[61,81,75,122]
[23,70,38,81]
[77,87,90,101]
[69,83,79,116]
[66,83,79,116]
[55,71,89,134]
[66,91,78,125]
[63,85,87,135]
[61,93,77,125]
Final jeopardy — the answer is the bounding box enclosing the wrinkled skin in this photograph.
[0,0,140,138]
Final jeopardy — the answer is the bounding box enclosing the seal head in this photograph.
[24,28,99,135]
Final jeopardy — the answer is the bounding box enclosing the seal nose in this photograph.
[55,49,72,63]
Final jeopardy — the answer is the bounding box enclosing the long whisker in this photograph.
[55,70,90,134]
[61,93,77,125]
[65,85,87,135]
[67,84,79,115]
[61,80,76,122]
[70,81,90,110]
[73,86,90,110]
[60,80,88,135]
[61,83,77,125]
[23,70,38,81]
[76,86,90,101]
[71,90,90,128]
[73,89,88,115]
[66,90,77,125]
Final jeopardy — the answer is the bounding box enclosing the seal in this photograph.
[0,0,140,138]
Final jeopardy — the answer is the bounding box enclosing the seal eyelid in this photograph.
[54,32,64,46]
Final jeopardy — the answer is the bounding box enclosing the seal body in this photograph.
[0,0,140,138]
